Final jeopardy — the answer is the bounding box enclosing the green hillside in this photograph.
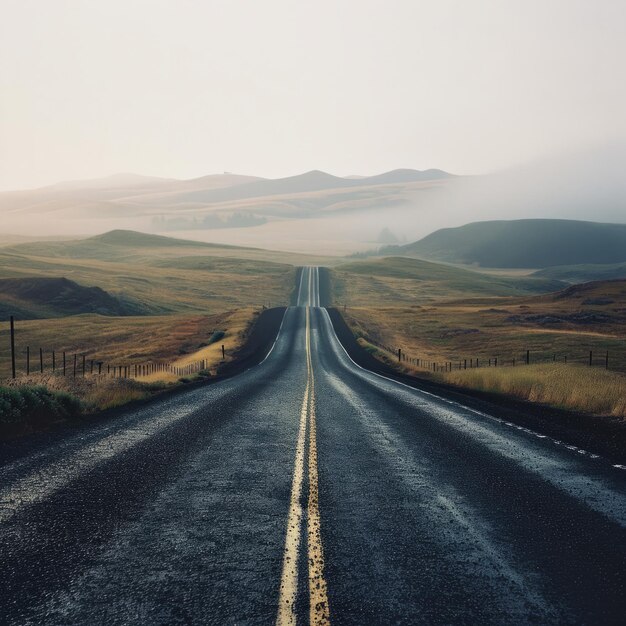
[334,256,565,305]
[401,219,626,268]
[533,261,626,283]
[0,277,152,319]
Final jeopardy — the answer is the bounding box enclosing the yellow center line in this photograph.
[276,307,331,625]
[276,377,310,625]
[307,360,330,624]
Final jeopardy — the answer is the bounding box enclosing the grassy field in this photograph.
[0,306,260,416]
[0,233,298,315]
[335,259,626,418]
[0,230,300,420]
[443,364,626,418]
[333,257,565,306]
[0,308,259,379]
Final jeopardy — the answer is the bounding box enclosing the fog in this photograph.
[0,142,624,255]
[369,142,626,245]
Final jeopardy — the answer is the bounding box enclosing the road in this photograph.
[1,266,625,625]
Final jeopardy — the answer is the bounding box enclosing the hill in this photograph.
[333,256,565,305]
[145,168,452,206]
[533,261,626,283]
[89,230,240,249]
[400,219,626,268]
[359,168,451,185]
[0,277,149,318]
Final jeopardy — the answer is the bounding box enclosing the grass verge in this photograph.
[440,364,626,419]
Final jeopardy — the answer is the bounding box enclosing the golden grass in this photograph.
[3,373,151,412]
[441,364,626,418]
[0,252,295,313]
[339,274,626,417]
[342,297,626,374]
[0,308,258,380]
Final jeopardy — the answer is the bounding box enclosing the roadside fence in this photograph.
[362,335,615,374]
[4,316,225,381]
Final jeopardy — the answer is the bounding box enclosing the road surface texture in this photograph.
[1,266,625,625]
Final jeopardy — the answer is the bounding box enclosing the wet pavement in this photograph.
[0,267,624,624]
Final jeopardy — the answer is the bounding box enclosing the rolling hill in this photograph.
[533,261,626,283]
[333,256,565,306]
[0,277,150,319]
[399,219,626,268]
[127,168,452,207]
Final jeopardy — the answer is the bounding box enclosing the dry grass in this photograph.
[343,303,626,373]
[0,252,295,314]
[0,308,258,382]
[0,306,258,413]
[338,270,626,418]
[3,374,151,412]
[441,364,626,418]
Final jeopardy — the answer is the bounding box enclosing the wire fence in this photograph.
[362,335,616,373]
[4,316,224,382]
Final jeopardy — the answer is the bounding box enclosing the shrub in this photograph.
[0,386,82,425]
[208,330,225,345]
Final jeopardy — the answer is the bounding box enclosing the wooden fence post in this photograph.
[606,351,609,370]
[526,350,530,365]
[589,350,593,366]
[39,348,43,373]
[9,316,16,379]
[63,351,66,376]
[73,354,77,378]
[26,346,30,375]
[52,350,56,372]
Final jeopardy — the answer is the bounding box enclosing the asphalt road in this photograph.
[1,266,625,625]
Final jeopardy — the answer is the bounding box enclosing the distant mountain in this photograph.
[179,173,264,191]
[533,262,626,283]
[401,219,626,268]
[148,168,453,206]
[358,168,451,185]
[0,277,148,318]
[41,172,176,191]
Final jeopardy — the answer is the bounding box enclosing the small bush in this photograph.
[208,330,225,345]
[0,386,82,425]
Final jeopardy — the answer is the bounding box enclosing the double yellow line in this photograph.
[277,308,330,625]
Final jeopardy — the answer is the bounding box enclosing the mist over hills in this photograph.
[398,219,626,268]
[0,168,453,253]
[2,143,625,256]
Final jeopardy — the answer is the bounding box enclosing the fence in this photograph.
[4,316,226,382]
[362,335,615,374]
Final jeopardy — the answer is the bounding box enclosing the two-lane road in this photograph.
[1,267,625,624]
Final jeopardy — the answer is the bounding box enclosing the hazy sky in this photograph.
[1,0,625,190]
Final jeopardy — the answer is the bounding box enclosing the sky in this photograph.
[1,0,625,190]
